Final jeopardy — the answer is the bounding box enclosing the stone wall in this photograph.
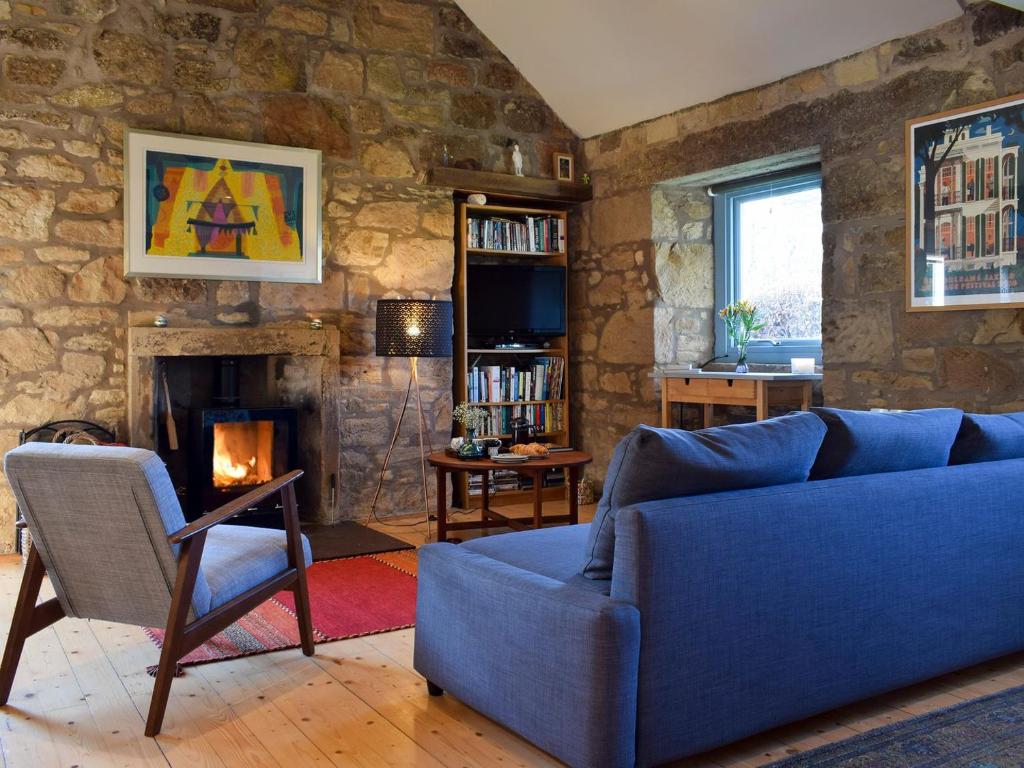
[651,185,714,367]
[573,2,1024,481]
[0,0,576,551]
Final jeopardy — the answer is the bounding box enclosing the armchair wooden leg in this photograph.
[283,484,315,656]
[146,533,206,737]
[0,547,62,705]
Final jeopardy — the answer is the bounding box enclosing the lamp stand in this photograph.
[366,357,434,537]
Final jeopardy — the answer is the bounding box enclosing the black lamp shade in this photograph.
[375,299,453,358]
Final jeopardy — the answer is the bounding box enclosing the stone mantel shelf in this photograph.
[128,326,341,358]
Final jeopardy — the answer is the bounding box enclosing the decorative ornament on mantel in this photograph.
[154,314,168,328]
[511,143,524,176]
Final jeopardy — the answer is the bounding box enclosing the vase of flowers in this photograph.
[452,402,487,458]
[719,300,766,374]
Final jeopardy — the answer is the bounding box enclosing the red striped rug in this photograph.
[145,551,417,673]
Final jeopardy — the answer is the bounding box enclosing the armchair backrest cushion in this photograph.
[5,442,212,626]
[581,411,827,579]
[949,411,1024,465]
[809,407,963,479]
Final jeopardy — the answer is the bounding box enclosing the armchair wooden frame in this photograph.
[0,469,314,737]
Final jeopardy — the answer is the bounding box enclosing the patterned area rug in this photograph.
[145,551,417,673]
[766,684,1024,767]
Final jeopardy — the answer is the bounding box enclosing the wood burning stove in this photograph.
[185,357,299,525]
[188,406,299,524]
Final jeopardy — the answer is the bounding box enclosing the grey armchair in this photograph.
[0,442,314,736]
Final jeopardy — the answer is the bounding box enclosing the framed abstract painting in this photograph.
[906,93,1024,311]
[124,129,322,283]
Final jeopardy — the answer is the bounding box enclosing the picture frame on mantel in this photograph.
[906,93,1024,311]
[124,129,322,283]
[553,152,574,182]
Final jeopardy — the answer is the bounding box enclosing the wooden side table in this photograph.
[427,450,593,543]
[660,371,821,428]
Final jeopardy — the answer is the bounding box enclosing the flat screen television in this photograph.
[467,264,566,338]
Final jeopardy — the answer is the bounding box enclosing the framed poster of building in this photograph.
[907,93,1024,311]
[124,129,322,283]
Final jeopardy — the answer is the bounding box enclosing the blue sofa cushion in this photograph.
[462,524,610,595]
[950,412,1024,465]
[581,411,827,579]
[809,407,963,480]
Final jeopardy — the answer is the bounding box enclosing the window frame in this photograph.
[713,166,823,364]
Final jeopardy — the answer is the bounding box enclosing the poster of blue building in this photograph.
[907,93,1024,310]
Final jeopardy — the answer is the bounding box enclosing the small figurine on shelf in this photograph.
[441,144,451,167]
[582,172,591,185]
[512,143,524,176]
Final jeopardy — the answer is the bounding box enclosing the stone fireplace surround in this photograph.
[127,325,341,525]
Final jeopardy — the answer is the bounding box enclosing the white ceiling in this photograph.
[455,0,962,138]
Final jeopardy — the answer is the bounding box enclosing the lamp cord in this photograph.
[365,358,437,533]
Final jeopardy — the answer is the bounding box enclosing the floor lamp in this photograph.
[367,299,453,537]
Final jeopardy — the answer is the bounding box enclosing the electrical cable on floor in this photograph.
[368,504,487,529]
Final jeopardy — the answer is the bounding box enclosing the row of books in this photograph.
[468,468,566,497]
[477,403,565,437]
[467,215,565,253]
[467,358,565,403]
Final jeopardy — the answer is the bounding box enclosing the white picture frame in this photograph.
[124,129,322,284]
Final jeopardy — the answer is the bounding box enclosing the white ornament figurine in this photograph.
[512,143,524,176]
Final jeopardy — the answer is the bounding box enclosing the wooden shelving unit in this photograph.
[453,199,572,508]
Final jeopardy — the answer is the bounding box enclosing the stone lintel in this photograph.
[128,326,341,360]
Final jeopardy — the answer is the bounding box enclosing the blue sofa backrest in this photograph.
[609,459,1024,767]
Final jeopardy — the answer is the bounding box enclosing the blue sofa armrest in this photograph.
[413,542,641,768]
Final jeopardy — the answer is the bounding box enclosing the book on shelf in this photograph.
[467,357,564,403]
[468,467,567,496]
[467,214,565,253]
[475,402,565,437]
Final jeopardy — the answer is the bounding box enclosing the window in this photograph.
[1003,154,1016,200]
[1002,205,1016,252]
[985,212,996,255]
[935,164,958,206]
[984,158,996,199]
[966,216,976,258]
[713,167,823,363]
[966,162,976,202]
[937,216,954,260]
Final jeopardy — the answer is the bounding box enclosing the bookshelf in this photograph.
[453,199,572,508]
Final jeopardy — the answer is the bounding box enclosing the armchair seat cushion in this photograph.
[200,525,312,615]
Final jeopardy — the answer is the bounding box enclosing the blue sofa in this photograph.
[414,409,1024,767]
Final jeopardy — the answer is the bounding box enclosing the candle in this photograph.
[791,358,815,374]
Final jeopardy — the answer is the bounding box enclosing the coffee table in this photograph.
[427,450,593,542]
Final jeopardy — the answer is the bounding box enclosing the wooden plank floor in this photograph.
[3,503,1024,767]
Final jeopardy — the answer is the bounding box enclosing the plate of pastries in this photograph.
[509,442,550,459]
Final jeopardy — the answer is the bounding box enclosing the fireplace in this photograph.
[189,406,299,524]
[127,325,342,526]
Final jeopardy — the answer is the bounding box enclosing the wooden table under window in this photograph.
[660,370,822,428]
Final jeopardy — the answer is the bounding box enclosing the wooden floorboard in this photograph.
[3,503,1024,767]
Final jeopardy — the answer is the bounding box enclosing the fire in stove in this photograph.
[212,420,274,489]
